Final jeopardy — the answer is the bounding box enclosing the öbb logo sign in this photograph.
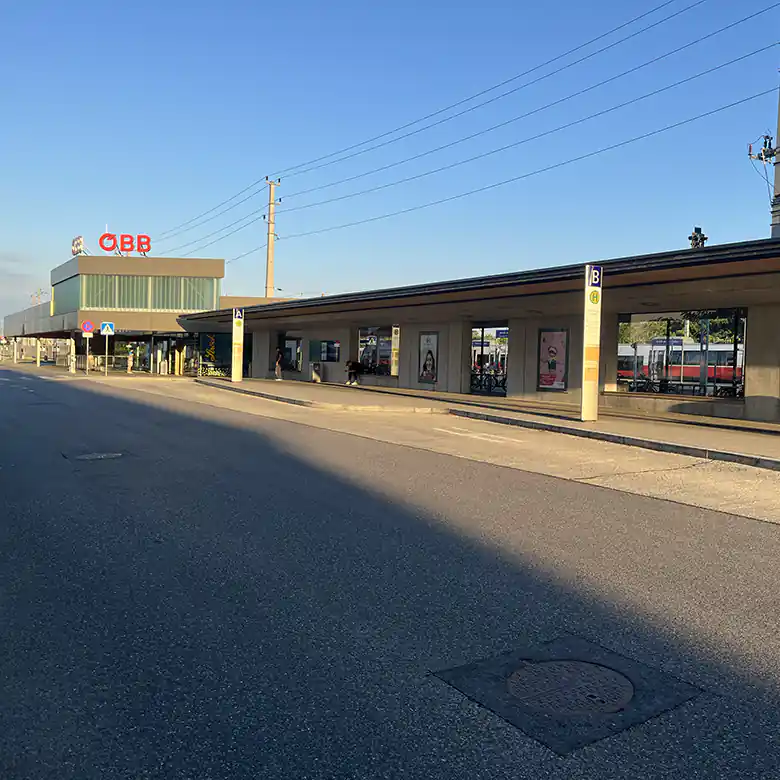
[99,233,151,254]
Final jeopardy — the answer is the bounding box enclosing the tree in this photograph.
[619,320,668,345]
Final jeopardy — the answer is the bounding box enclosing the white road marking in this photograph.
[433,426,524,444]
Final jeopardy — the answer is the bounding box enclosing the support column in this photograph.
[507,320,528,397]
[69,332,76,373]
[600,313,619,393]
[35,338,41,367]
[13,340,18,364]
[744,304,780,421]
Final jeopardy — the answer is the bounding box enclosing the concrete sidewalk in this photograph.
[198,377,780,471]
[195,377,447,413]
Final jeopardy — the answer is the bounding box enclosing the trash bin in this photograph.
[311,361,323,383]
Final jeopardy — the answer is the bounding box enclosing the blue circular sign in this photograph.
[81,320,94,333]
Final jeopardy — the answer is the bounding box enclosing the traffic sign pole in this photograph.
[99,323,115,376]
[86,336,90,376]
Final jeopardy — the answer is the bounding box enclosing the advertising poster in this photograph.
[419,332,438,383]
[537,329,568,391]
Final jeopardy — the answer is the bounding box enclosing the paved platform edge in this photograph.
[449,409,780,472]
[194,378,447,414]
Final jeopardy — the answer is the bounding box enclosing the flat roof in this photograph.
[52,255,226,285]
[181,237,780,324]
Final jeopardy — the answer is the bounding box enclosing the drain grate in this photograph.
[506,660,634,715]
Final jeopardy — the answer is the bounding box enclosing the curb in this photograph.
[195,378,447,414]
[449,409,780,472]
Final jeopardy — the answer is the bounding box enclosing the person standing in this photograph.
[275,348,284,381]
[345,360,360,386]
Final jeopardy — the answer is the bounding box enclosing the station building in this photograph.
[2,253,267,374]
[179,237,780,425]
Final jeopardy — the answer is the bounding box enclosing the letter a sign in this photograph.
[231,308,245,384]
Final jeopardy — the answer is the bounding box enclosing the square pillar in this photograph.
[507,320,528,397]
[251,330,272,378]
[744,304,780,422]
[600,313,619,393]
[35,339,41,367]
[13,340,18,364]
[68,333,76,373]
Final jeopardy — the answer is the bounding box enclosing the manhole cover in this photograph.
[507,660,634,715]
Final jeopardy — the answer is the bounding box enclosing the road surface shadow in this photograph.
[0,367,778,779]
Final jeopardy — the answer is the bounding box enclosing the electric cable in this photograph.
[173,52,776,256]
[154,0,708,239]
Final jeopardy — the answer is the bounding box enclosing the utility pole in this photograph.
[750,86,780,239]
[772,87,780,239]
[265,178,280,298]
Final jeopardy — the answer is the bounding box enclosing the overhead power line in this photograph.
[275,18,780,207]
[160,0,734,245]
[163,206,266,255]
[172,46,776,258]
[217,88,776,265]
[273,88,777,241]
[226,244,267,265]
[275,0,713,180]
[154,0,706,240]
[274,45,778,215]
[269,0,700,178]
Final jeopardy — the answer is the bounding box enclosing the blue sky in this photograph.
[1,0,778,317]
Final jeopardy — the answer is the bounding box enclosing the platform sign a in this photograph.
[231,308,245,383]
[100,322,115,336]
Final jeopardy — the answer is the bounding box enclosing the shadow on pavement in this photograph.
[0,367,778,779]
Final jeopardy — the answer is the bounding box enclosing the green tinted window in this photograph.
[81,275,218,311]
[52,275,81,314]
[83,275,117,308]
[182,277,214,311]
[117,276,149,309]
[151,277,181,310]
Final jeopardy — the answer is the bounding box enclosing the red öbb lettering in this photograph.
[98,233,152,254]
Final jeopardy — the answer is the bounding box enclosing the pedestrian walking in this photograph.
[275,348,284,381]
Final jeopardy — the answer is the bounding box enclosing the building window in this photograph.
[617,309,745,397]
[117,275,149,309]
[152,276,181,310]
[182,277,215,311]
[358,326,400,376]
[81,275,219,312]
[52,275,81,315]
[83,274,117,309]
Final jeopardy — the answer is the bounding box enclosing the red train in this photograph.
[618,342,744,384]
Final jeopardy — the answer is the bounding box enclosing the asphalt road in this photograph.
[1,367,779,779]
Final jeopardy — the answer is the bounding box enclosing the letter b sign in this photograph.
[588,265,602,288]
[99,233,152,254]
